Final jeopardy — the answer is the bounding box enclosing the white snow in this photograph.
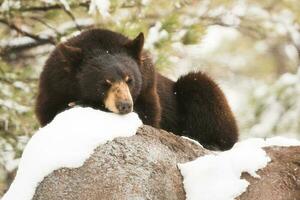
[247,5,270,20]
[58,0,71,11]
[289,25,300,46]
[88,0,110,18]
[249,97,284,136]
[0,0,20,11]
[221,13,241,26]
[2,107,142,200]
[232,1,247,17]
[264,136,300,147]
[181,136,203,147]
[208,6,226,18]
[195,0,209,16]
[141,0,150,6]
[13,81,30,93]
[200,25,239,53]
[178,137,300,200]
[144,22,168,50]
[0,37,35,48]
[283,44,298,62]
[0,99,30,113]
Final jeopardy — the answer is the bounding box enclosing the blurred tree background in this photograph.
[0,0,300,195]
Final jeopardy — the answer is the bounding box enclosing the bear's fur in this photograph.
[158,72,238,150]
[36,28,238,150]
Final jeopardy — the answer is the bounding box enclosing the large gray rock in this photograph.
[33,125,209,200]
[33,125,300,200]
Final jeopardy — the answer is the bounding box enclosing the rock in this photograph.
[33,125,209,200]
[32,125,300,200]
[238,146,300,200]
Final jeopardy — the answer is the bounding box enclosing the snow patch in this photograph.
[58,0,71,11]
[0,0,20,11]
[181,136,203,147]
[144,22,168,50]
[264,136,300,147]
[221,13,241,26]
[13,81,30,93]
[88,0,110,18]
[284,44,298,61]
[0,99,30,113]
[178,137,300,200]
[2,107,142,200]
[200,25,239,53]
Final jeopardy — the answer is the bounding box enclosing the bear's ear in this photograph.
[125,32,144,60]
[58,44,82,71]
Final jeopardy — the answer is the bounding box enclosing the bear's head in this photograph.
[57,32,144,115]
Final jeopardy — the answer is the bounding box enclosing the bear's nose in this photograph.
[116,101,133,114]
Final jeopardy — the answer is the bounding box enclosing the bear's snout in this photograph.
[104,81,133,114]
[116,100,133,114]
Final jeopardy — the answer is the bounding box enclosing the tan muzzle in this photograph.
[104,81,133,114]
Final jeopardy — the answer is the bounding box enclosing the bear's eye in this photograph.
[125,76,132,84]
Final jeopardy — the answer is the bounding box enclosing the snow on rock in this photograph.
[178,137,300,200]
[2,107,142,200]
[264,136,300,147]
[181,136,203,148]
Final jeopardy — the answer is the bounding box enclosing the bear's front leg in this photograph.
[134,88,161,128]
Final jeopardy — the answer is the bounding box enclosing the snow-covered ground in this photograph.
[2,107,142,200]
[178,137,300,200]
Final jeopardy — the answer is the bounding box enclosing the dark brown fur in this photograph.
[159,72,238,150]
[36,29,161,128]
[36,28,238,150]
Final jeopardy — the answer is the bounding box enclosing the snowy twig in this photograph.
[0,18,56,45]
[29,17,62,38]
[62,7,82,31]
[0,39,52,58]
[0,18,94,58]
[1,2,90,13]
[0,77,13,84]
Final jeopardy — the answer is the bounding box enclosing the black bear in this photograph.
[35,28,238,150]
